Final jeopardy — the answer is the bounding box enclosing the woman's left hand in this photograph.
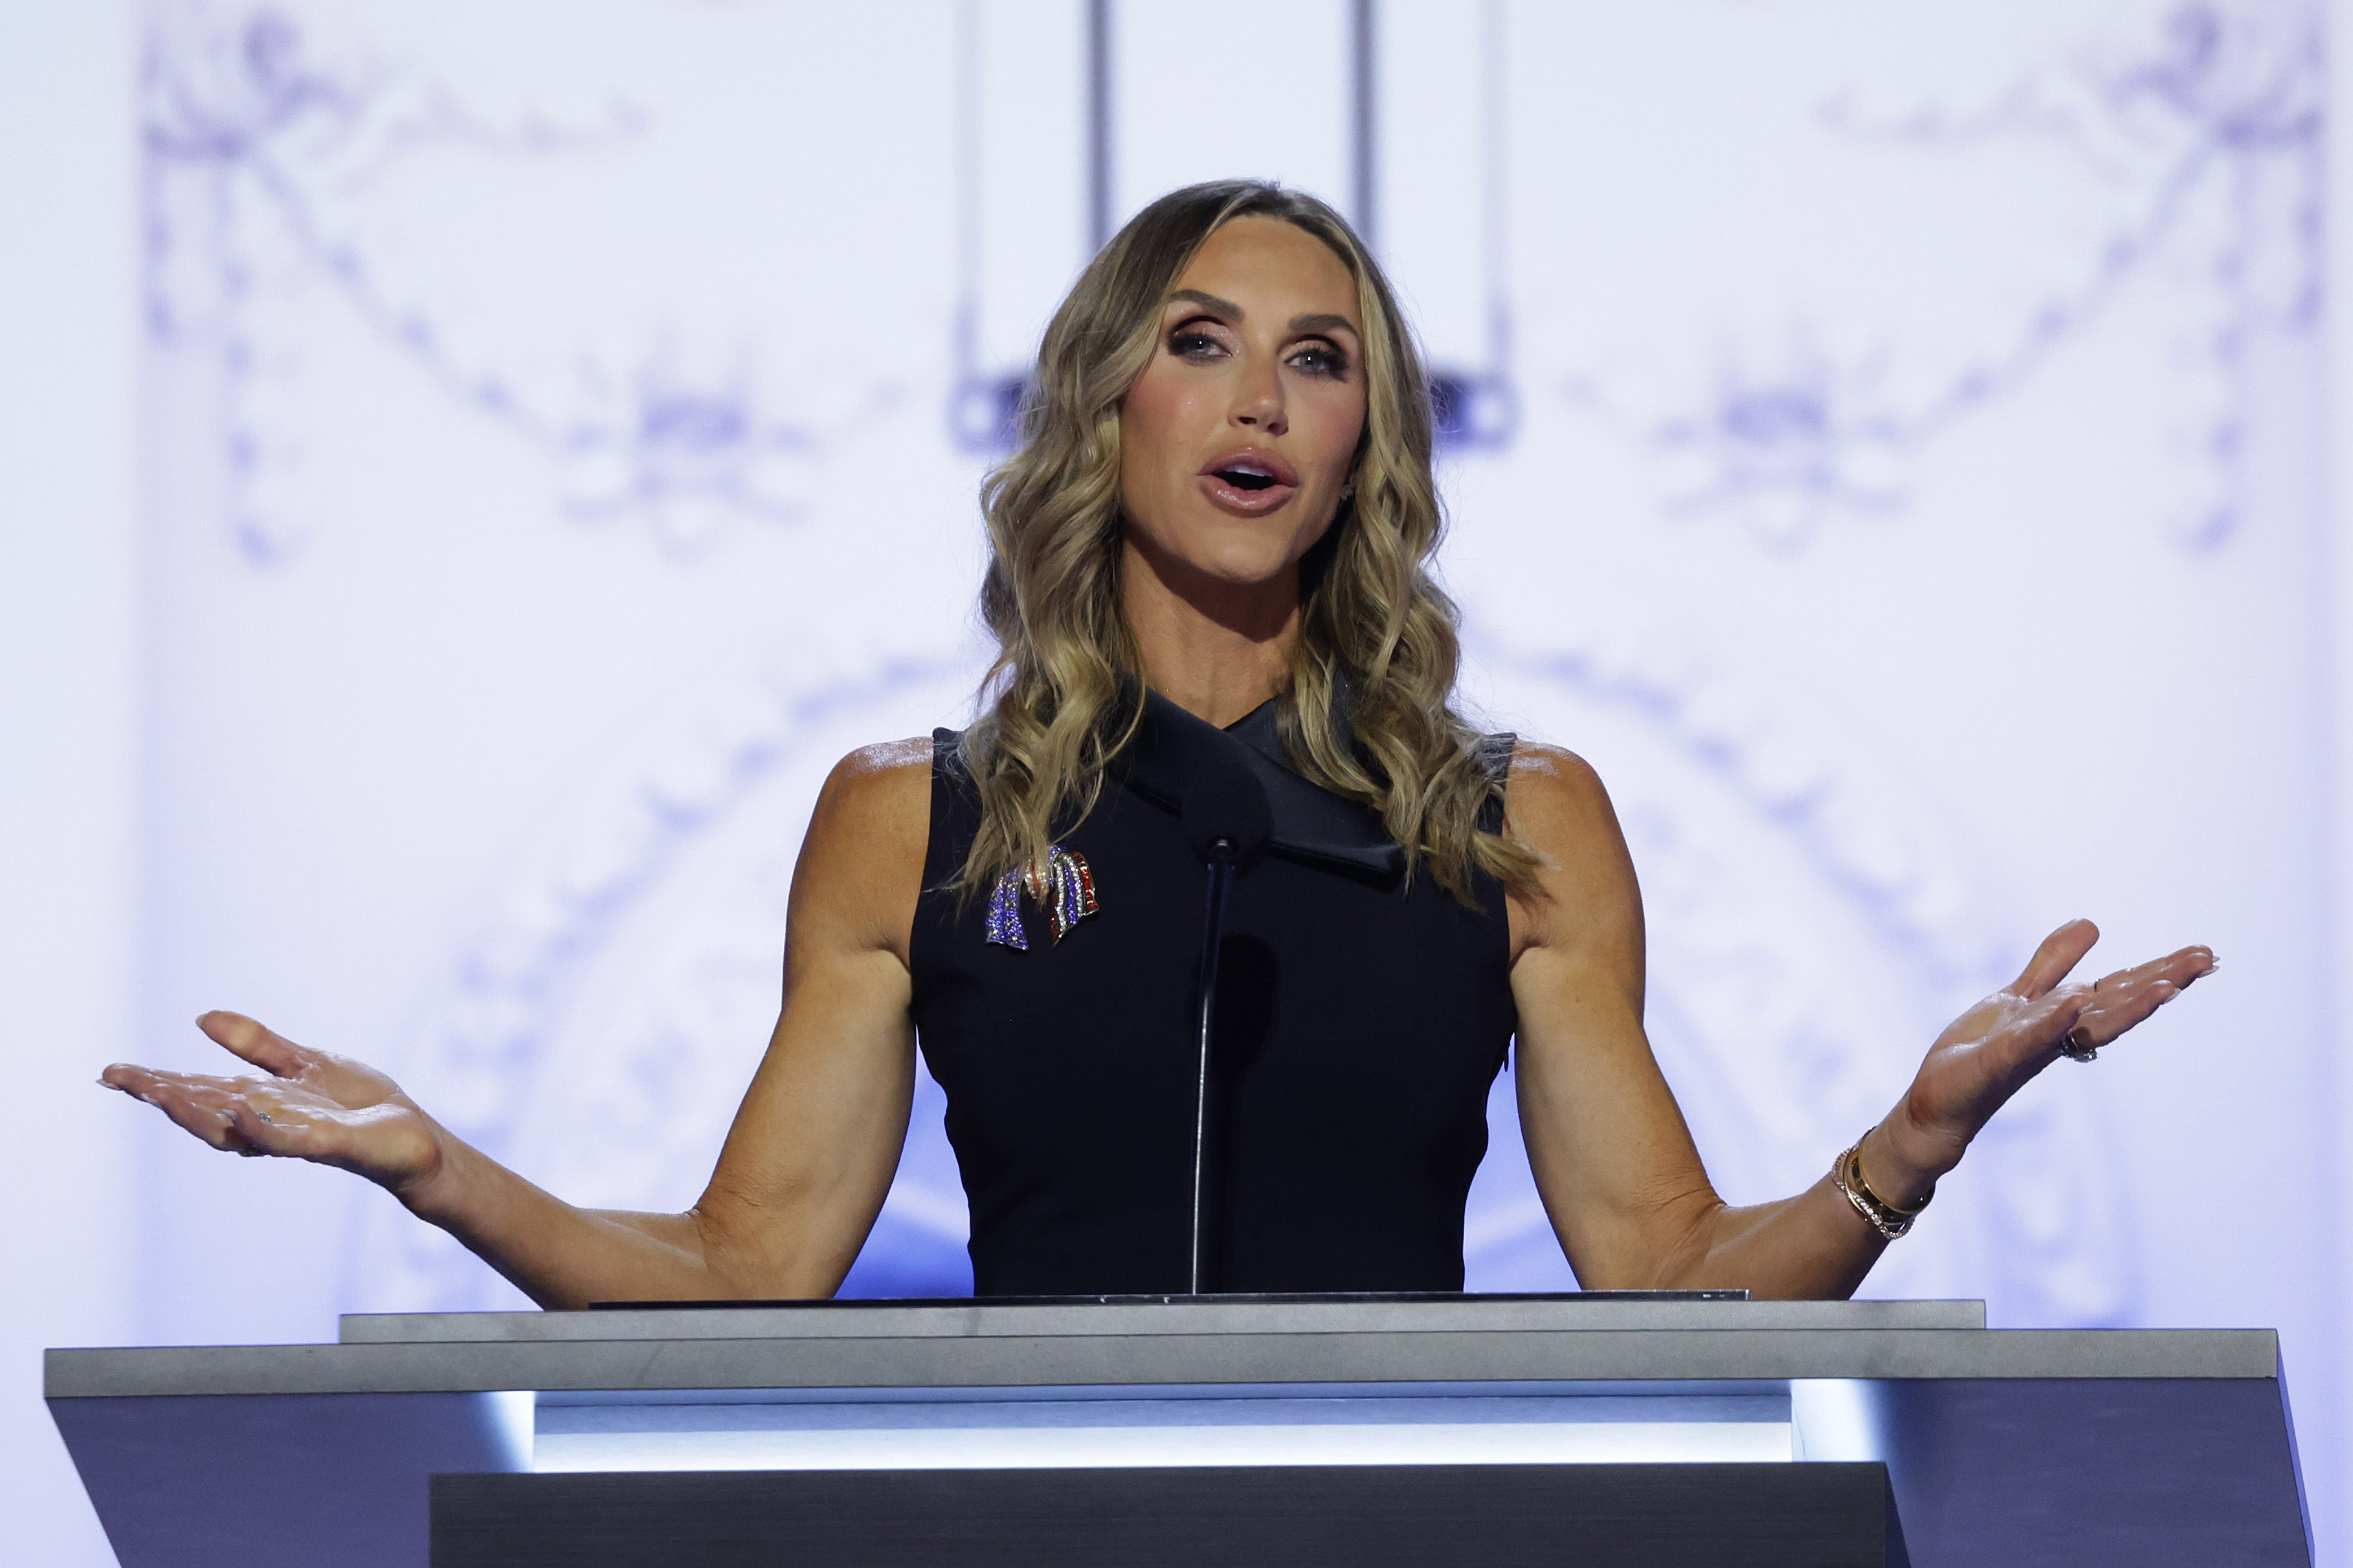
[1877,919,2215,1195]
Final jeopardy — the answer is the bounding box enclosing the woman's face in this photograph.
[1118,216,1368,595]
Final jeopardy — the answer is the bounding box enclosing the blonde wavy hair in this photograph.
[957,179,1539,905]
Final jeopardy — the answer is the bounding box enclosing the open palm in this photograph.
[101,1011,443,1195]
[1898,918,2214,1175]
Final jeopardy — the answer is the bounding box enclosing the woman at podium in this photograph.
[102,181,2213,1305]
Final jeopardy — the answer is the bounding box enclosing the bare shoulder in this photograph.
[1500,739,1640,963]
[818,736,935,819]
[1502,739,1618,844]
[791,738,935,958]
[807,736,933,854]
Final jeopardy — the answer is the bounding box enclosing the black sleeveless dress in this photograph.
[908,690,1518,1296]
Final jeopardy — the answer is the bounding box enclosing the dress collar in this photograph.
[1119,687,1405,885]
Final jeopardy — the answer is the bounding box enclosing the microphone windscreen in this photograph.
[1182,749,1273,868]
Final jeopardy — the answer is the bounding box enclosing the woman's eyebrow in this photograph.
[1165,291,1359,342]
[1288,312,1360,340]
[1169,288,1243,320]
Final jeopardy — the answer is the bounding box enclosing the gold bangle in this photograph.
[1832,1135,1932,1239]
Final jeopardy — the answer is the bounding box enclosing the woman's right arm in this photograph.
[101,740,935,1309]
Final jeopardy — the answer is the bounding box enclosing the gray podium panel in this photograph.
[1871,1375,2310,1565]
[49,1390,526,1568]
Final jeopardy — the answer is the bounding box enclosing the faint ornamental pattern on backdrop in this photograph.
[1460,637,2136,1324]
[212,0,2135,1321]
[1562,0,2319,553]
[342,635,2137,1326]
[943,0,1521,459]
[142,2,886,561]
[343,649,987,1312]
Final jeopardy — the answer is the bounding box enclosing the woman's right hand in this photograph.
[101,1011,445,1199]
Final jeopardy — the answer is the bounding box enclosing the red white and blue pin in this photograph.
[985,846,1100,950]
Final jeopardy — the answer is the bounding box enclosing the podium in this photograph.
[47,1296,2310,1565]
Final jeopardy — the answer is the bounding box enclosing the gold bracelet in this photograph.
[1832,1134,1933,1240]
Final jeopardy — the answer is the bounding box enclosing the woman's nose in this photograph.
[1231,361,1287,436]
[1232,388,1289,441]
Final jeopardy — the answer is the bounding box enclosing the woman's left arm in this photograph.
[1504,742,2215,1299]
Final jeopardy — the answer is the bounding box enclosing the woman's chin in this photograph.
[1177,549,1308,593]
[1128,528,1310,594]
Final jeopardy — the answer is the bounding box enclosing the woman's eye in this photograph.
[1170,330,1225,360]
[1289,344,1349,379]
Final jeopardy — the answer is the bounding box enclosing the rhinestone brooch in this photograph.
[985,845,1100,951]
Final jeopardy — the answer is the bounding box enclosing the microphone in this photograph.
[1180,752,1271,1295]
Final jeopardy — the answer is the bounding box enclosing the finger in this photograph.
[2092,945,2215,995]
[101,1064,242,1106]
[2069,980,2179,1049]
[100,1063,168,1096]
[2167,945,2219,986]
[104,1066,273,1099]
[165,1082,318,1160]
[196,1011,311,1078]
[137,1079,266,1154]
[2011,920,2099,1000]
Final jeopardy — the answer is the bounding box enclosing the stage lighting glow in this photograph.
[531,1389,1796,1473]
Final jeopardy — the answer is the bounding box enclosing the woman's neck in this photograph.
[1120,536,1299,729]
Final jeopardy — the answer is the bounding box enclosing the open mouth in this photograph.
[1198,450,1299,507]
[1214,465,1280,492]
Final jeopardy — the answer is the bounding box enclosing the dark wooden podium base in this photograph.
[432,1463,1908,1567]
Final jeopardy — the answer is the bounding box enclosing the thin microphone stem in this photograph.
[1189,843,1236,1295]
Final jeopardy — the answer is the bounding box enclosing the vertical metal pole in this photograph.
[1352,0,1377,249]
[952,0,981,389]
[1482,0,1510,371]
[1189,850,1234,1295]
[1086,0,1113,250]
[2322,0,2353,1524]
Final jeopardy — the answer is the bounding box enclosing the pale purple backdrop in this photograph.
[3,2,2346,1562]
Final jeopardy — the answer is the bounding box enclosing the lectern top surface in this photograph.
[48,1294,2286,1402]
[340,1293,1978,1345]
